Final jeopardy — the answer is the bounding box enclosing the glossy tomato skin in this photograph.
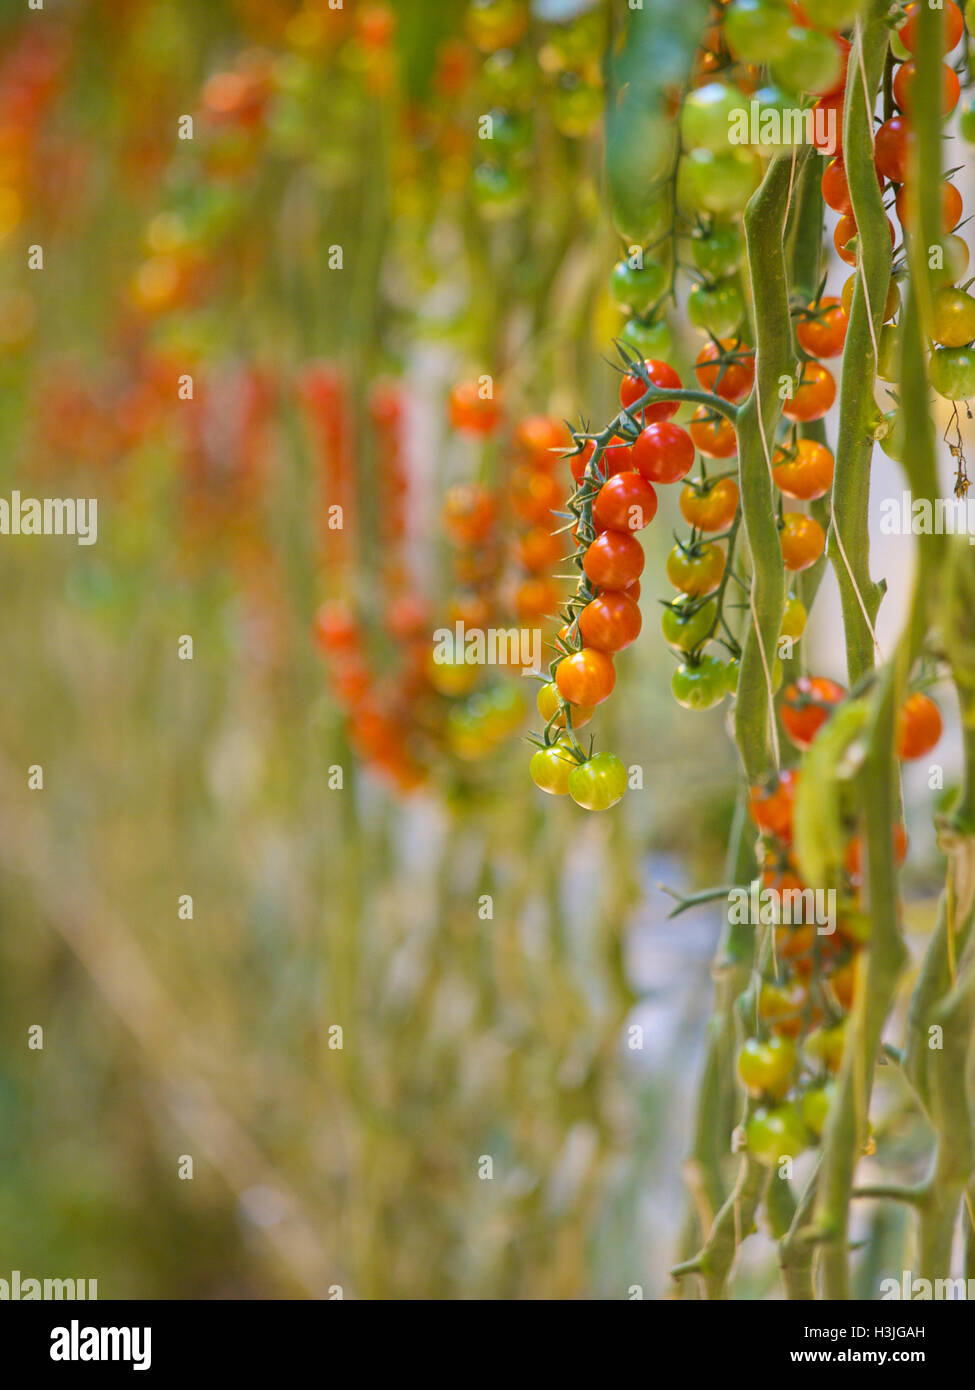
[619,359,683,423]
[571,436,634,486]
[874,115,911,183]
[748,767,799,841]
[795,298,848,358]
[782,361,836,422]
[694,339,755,402]
[689,407,738,459]
[583,529,645,588]
[781,675,846,748]
[772,439,834,499]
[666,542,725,596]
[592,471,658,532]
[568,752,627,810]
[893,59,960,115]
[895,180,963,234]
[679,477,739,530]
[529,744,575,796]
[780,512,826,571]
[448,380,502,434]
[898,0,964,53]
[632,421,695,483]
[555,648,616,706]
[536,680,593,729]
[661,594,717,651]
[897,692,942,760]
[932,288,975,347]
[578,591,642,652]
[930,346,975,400]
[746,1104,808,1167]
[671,654,727,710]
[737,1036,797,1098]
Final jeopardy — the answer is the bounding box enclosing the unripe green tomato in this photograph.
[781,593,807,641]
[804,1021,847,1074]
[471,161,526,218]
[671,654,728,710]
[877,324,901,382]
[930,346,975,400]
[609,257,670,315]
[620,317,673,360]
[771,27,844,98]
[680,82,744,152]
[807,0,868,26]
[749,85,809,154]
[678,147,763,216]
[745,1103,808,1167]
[567,752,627,810]
[926,235,970,290]
[877,409,905,461]
[661,595,718,652]
[800,1081,836,1137]
[690,221,743,279]
[932,287,975,348]
[725,0,794,64]
[737,1035,797,1098]
[608,102,677,242]
[687,277,746,338]
[961,97,975,145]
[529,742,575,796]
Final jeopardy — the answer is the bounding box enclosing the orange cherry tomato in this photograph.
[694,339,755,403]
[582,529,645,589]
[782,361,836,423]
[447,379,502,434]
[517,526,563,572]
[679,476,740,530]
[781,675,846,749]
[511,465,562,524]
[772,438,834,500]
[689,407,737,459]
[443,483,497,543]
[795,298,848,359]
[893,59,960,116]
[895,180,963,235]
[896,692,943,761]
[555,647,616,706]
[514,414,570,465]
[578,591,642,653]
[748,768,799,842]
[780,512,826,572]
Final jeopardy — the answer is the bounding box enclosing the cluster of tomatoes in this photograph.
[739,680,944,1167]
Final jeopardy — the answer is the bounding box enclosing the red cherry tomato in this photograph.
[874,116,911,185]
[893,59,960,116]
[582,529,645,588]
[781,675,846,749]
[748,768,799,843]
[898,1,964,53]
[632,420,696,483]
[772,439,834,500]
[571,435,634,486]
[694,339,755,402]
[593,471,658,532]
[578,590,642,653]
[619,358,683,423]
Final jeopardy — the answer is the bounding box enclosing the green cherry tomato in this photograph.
[567,752,628,810]
[661,594,718,652]
[877,324,901,382]
[932,287,975,348]
[687,277,746,338]
[930,346,975,400]
[609,257,670,315]
[781,593,807,640]
[877,408,905,461]
[811,0,867,26]
[671,654,727,710]
[680,82,744,152]
[800,1081,836,1137]
[804,1021,847,1074]
[620,317,673,360]
[736,1036,797,1098]
[745,1102,808,1167]
[677,148,763,217]
[927,235,971,290]
[960,96,975,145]
[724,0,794,64]
[529,743,575,796]
[690,221,743,279]
[771,27,844,98]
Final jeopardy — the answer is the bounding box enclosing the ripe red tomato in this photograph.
[780,512,826,571]
[571,435,634,485]
[895,180,963,235]
[582,529,645,588]
[893,59,960,116]
[447,379,502,434]
[666,542,725,596]
[511,465,562,523]
[812,90,844,155]
[514,576,561,620]
[898,1,964,53]
[896,692,943,760]
[514,414,569,464]
[781,675,846,748]
[833,214,895,267]
[821,158,852,216]
[748,767,799,842]
[795,298,848,359]
[679,476,739,530]
[694,339,755,402]
[689,407,737,459]
[578,590,642,652]
[632,420,696,483]
[772,438,835,499]
[555,647,616,706]
[782,361,836,422]
[593,471,658,532]
[619,358,683,423]
[874,115,911,184]
[517,526,563,572]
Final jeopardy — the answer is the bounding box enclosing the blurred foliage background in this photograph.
[0,0,959,1299]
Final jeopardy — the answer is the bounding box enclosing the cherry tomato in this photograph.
[619,358,683,422]
[895,179,963,234]
[932,287,975,347]
[811,90,844,155]
[771,26,844,98]
[781,674,846,748]
[781,361,836,422]
[555,647,616,706]
[748,767,799,841]
[772,438,834,499]
[529,743,575,796]
[930,346,975,400]
[679,476,740,530]
[898,0,964,52]
[841,271,900,323]
[745,1103,808,1167]
[781,592,807,640]
[795,297,848,358]
[821,159,855,216]
[568,752,627,810]
[666,542,725,596]
[609,257,670,315]
[671,654,727,710]
[447,379,502,434]
[315,600,358,655]
[689,407,738,459]
[893,59,960,115]
[758,978,811,1037]
[691,221,743,279]
[443,483,497,543]
[536,680,593,729]
[514,576,561,620]
[874,115,911,184]
[780,512,826,571]
[694,339,755,402]
[583,529,645,588]
[680,80,745,151]
[571,436,634,486]
[737,1036,797,1098]
[578,591,642,653]
[632,421,696,483]
[620,318,673,361]
[661,594,718,652]
[724,0,794,63]
[511,465,562,523]
[804,1021,847,1074]
[517,526,563,572]
[687,277,746,338]
[593,471,658,532]
[678,148,763,217]
[514,414,569,464]
[800,1082,835,1137]
[897,692,942,760]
